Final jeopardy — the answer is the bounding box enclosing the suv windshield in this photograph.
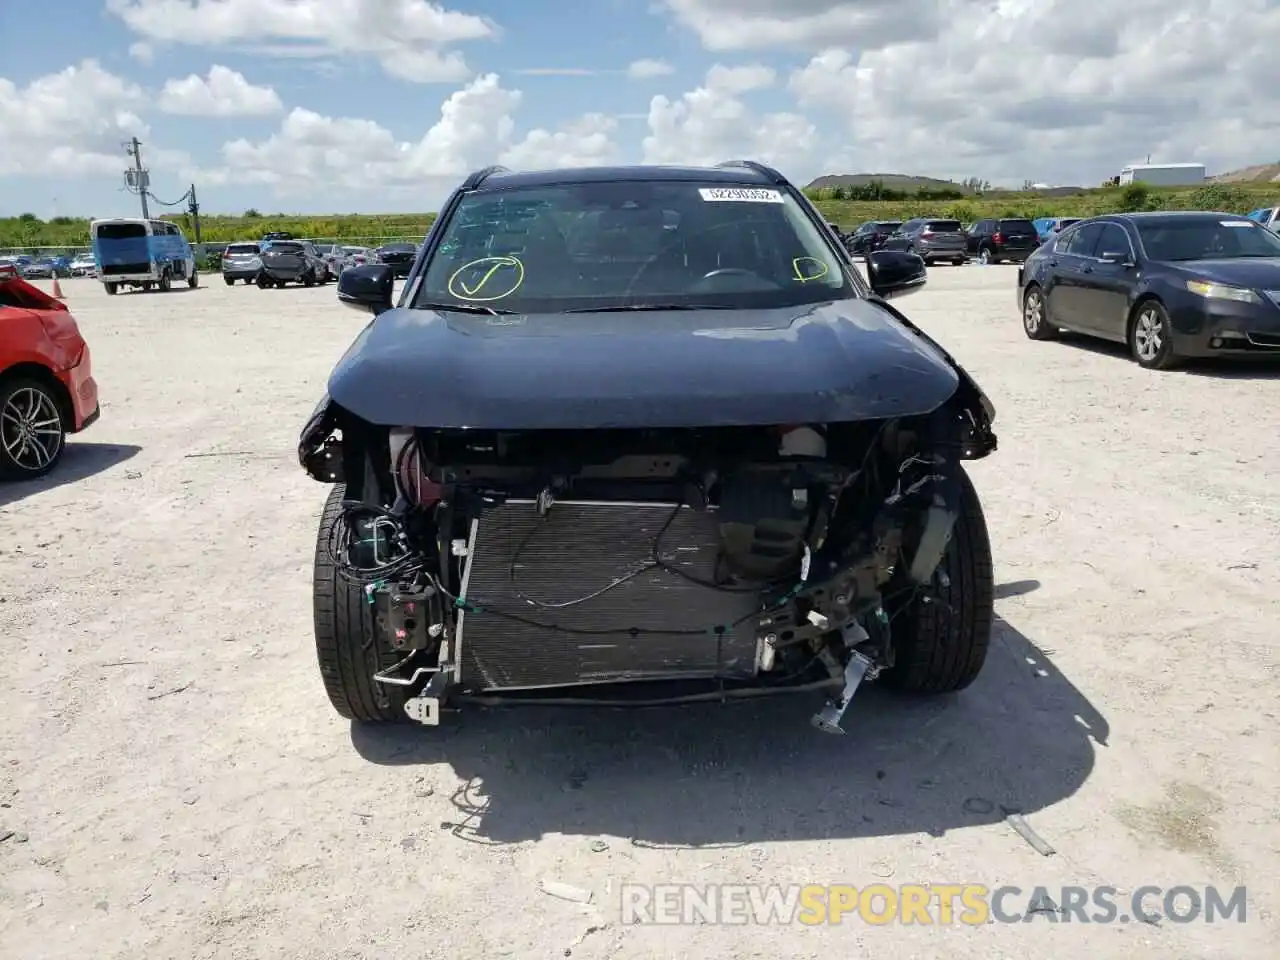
[414,180,853,313]
[1137,218,1280,260]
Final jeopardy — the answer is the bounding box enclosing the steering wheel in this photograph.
[699,267,758,281]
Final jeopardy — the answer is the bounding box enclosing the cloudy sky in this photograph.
[1,0,1276,217]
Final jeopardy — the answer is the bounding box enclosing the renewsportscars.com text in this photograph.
[620,883,1247,926]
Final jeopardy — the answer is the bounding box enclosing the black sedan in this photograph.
[374,242,419,278]
[1017,212,1280,370]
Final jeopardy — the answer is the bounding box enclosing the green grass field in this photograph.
[3,181,1275,252]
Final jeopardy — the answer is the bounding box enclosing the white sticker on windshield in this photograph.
[698,187,784,203]
[1220,220,1253,227]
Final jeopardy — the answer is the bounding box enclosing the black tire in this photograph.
[224,276,235,286]
[188,269,199,289]
[303,270,315,287]
[256,274,269,288]
[953,256,965,266]
[104,282,118,295]
[884,465,994,694]
[313,485,410,723]
[0,376,67,481]
[1021,284,1056,340]
[244,278,253,285]
[1128,299,1180,370]
[158,270,171,292]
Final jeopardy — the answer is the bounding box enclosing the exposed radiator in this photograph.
[456,500,762,691]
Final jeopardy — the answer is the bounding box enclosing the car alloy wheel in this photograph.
[1,383,64,477]
[979,248,991,264]
[1130,302,1177,369]
[1024,290,1042,334]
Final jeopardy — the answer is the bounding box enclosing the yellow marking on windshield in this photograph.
[792,257,830,282]
[447,255,525,301]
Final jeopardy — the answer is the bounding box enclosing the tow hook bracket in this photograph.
[404,666,453,726]
[812,626,879,734]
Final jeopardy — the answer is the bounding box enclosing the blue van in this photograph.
[90,218,198,294]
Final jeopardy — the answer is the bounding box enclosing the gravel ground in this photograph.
[1,266,1277,960]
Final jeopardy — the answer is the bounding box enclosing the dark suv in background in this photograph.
[884,218,968,265]
[846,220,903,255]
[967,218,1039,264]
[374,242,418,278]
[257,239,328,288]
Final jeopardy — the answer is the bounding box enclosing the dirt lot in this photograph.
[2,267,1277,960]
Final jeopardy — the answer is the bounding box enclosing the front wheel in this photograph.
[1129,300,1180,370]
[188,269,199,289]
[104,282,118,295]
[1022,284,1056,340]
[313,485,411,723]
[978,247,994,265]
[158,271,171,292]
[302,270,315,287]
[224,276,235,286]
[884,465,994,694]
[0,377,66,481]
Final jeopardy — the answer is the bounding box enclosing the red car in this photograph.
[0,267,99,479]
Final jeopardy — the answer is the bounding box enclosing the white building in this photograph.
[1118,163,1206,187]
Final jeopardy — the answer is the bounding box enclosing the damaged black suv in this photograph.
[299,162,998,732]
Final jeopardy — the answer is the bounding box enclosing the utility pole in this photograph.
[125,137,151,220]
[187,183,202,245]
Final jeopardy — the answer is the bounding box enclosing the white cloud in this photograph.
[159,65,282,116]
[500,114,620,169]
[197,73,522,193]
[661,0,937,52]
[106,0,495,83]
[0,60,149,177]
[642,0,1280,187]
[627,58,675,79]
[128,41,154,63]
[642,64,815,171]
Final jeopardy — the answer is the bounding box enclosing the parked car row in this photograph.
[835,217,1041,265]
[218,237,414,287]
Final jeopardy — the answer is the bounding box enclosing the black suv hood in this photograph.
[327,300,964,429]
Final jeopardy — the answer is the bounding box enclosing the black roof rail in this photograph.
[461,165,510,190]
[715,160,786,184]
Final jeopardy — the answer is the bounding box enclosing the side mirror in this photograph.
[337,263,394,314]
[1099,251,1133,265]
[866,250,927,299]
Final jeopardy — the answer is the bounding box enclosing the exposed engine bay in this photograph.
[300,397,996,732]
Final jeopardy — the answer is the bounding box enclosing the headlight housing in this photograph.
[1185,280,1260,304]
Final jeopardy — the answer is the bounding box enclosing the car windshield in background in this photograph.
[999,219,1037,232]
[878,221,902,230]
[415,180,853,313]
[1137,218,1280,260]
[266,241,303,253]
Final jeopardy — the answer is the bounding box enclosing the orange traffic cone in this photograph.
[50,274,65,299]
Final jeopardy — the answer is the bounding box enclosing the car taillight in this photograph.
[921,229,934,236]
[993,232,1005,243]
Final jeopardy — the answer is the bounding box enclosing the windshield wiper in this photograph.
[562,303,735,313]
[416,300,515,315]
